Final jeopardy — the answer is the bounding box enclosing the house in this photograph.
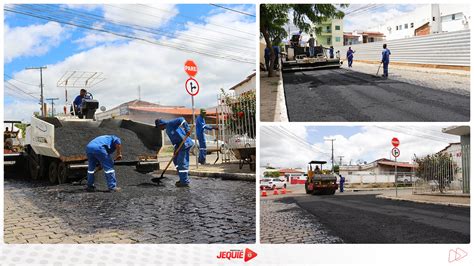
[229,73,256,96]
[343,31,385,45]
[339,158,417,184]
[343,32,361,46]
[316,18,343,46]
[442,126,470,193]
[368,4,470,41]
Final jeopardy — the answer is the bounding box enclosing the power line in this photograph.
[209,4,256,17]
[4,6,255,64]
[4,74,39,87]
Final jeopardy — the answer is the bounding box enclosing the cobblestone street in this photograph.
[260,197,343,244]
[4,166,255,244]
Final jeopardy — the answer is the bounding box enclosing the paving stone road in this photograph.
[283,68,469,122]
[260,198,343,244]
[4,166,255,244]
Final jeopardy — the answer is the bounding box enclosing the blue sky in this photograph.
[4,4,256,121]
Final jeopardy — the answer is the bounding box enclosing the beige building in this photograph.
[316,18,343,47]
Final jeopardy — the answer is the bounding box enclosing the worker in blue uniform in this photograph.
[339,174,345,193]
[196,109,216,165]
[346,47,355,68]
[155,117,193,187]
[381,43,391,78]
[329,46,334,59]
[85,135,122,192]
[72,89,90,116]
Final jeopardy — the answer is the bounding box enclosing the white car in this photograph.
[228,134,256,149]
[191,134,226,155]
[260,178,287,190]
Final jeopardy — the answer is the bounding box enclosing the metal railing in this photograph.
[413,145,469,195]
[217,91,256,162]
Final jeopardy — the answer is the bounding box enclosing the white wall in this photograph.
[232,75,256,96]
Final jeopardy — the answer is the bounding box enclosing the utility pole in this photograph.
[138,85,141,101]
[338,156,344,166]
[46,98,59,117]
[325,138,336,170]
[26,66,47,116]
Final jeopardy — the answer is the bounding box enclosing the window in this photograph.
[433,16,436,21]
[452,14,456,20]
[404,23,408,29]
[399,25,402,30]
[335,37,341,42]
[327,37,331,45]
[335,25,341,30]
[396,25,398,30]
[410,22,414,28]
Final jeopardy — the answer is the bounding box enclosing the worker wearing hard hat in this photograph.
[155,117,193,187]
[196,109,216,165]
[85,135,123,192]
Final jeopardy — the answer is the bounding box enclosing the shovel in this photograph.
[151,124,195,183]
[375,62,382,77]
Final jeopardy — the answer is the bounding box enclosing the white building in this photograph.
[339,158,417,184]
[229,73,256,96]
[368,4,470,40]
[437,142,463,183]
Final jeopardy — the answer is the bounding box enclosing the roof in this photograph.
[229,73,256,91]
[377,161,417,168]
[415,22,430,30]
[442,126,470,136]
[361,31,385,36]
[309,160,327,164]
[279,168,305,174]
[129,106,217,116]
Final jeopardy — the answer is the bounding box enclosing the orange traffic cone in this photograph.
[273,187,279,195]
[281,187,287,194]
[261,190,267,197]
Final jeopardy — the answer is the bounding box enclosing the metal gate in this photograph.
[216,91,256,163]
[413,145,469,194]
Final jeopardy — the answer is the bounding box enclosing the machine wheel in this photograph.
[283,184,287,188]
[48,161,58,184]
[304,182,312,194]
[28,155,40,180]
[57,162,69,184]
[329,189,336,195]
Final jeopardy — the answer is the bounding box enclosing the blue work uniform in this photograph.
[382,48,391,77]
[264,47,271,71]
[339,175,345,192]
[73,94,90,114]
[162,117,193,184]
[196,115,213,164]
[347,49,354,67]
[86,135,121,190]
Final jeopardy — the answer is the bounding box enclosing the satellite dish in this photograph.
[100,106,106,112]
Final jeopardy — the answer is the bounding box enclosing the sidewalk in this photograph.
[341,61,470,96]
[259,70,288,122]
[157,152,255,181]
[376,192,470,207]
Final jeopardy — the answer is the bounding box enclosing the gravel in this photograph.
[54,124,155,161]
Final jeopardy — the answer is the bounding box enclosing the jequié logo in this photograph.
[217,248,257,262]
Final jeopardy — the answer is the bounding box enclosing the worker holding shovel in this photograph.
[196,109,216,165]
[155,117,193,187]
[381,43,391,78]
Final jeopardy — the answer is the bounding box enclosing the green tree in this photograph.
[260,4,347,77]
[415,153,456,193]
[14,123,28,138]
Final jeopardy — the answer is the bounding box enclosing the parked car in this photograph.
[228,134,255,149]
[260,178,287,190]
[191,134,226,155]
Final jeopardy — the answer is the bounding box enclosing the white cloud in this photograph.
[344,5,420,32]
[260,125,459,170]
[5,6,255,121]
[4,22,68,63]
[103,4,179,30]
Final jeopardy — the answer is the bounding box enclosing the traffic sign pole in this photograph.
[395,156,398,197]
[192,95,197,169]
[184,60,199,169]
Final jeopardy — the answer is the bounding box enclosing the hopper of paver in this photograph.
[24,116,161,184]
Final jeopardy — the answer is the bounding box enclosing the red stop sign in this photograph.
[184,60,198,77]
[392,137,400,147]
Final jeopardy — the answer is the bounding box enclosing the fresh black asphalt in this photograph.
[282,68,470,121]
[277,194,470,243]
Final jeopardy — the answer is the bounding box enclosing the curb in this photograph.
[347,187,413,192]
[189,170,255,182]
[275,68,289,122]
[376,194,470,208]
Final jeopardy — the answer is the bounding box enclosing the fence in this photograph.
[413,145,469,195]
[336,29,470,66]
[217,91,256,162]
